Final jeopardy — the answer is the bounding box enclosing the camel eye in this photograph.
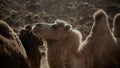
[52,24,57,29]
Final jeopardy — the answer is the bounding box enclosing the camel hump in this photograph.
[93,9,108,22]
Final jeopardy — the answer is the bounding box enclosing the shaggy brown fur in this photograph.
[32,19,82,68]
[32,10,120,68]
[19,24,46,68]
[78,9,120,68]
[0,20,30,68]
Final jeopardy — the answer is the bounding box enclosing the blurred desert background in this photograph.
[0,0,120,39]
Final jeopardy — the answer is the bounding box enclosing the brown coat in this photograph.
[78,9,120,68]
[19,24,43,68]
[0,20,30,68]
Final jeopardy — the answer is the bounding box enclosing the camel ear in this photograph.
[24,24,32,31]
[65,24,72,31]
